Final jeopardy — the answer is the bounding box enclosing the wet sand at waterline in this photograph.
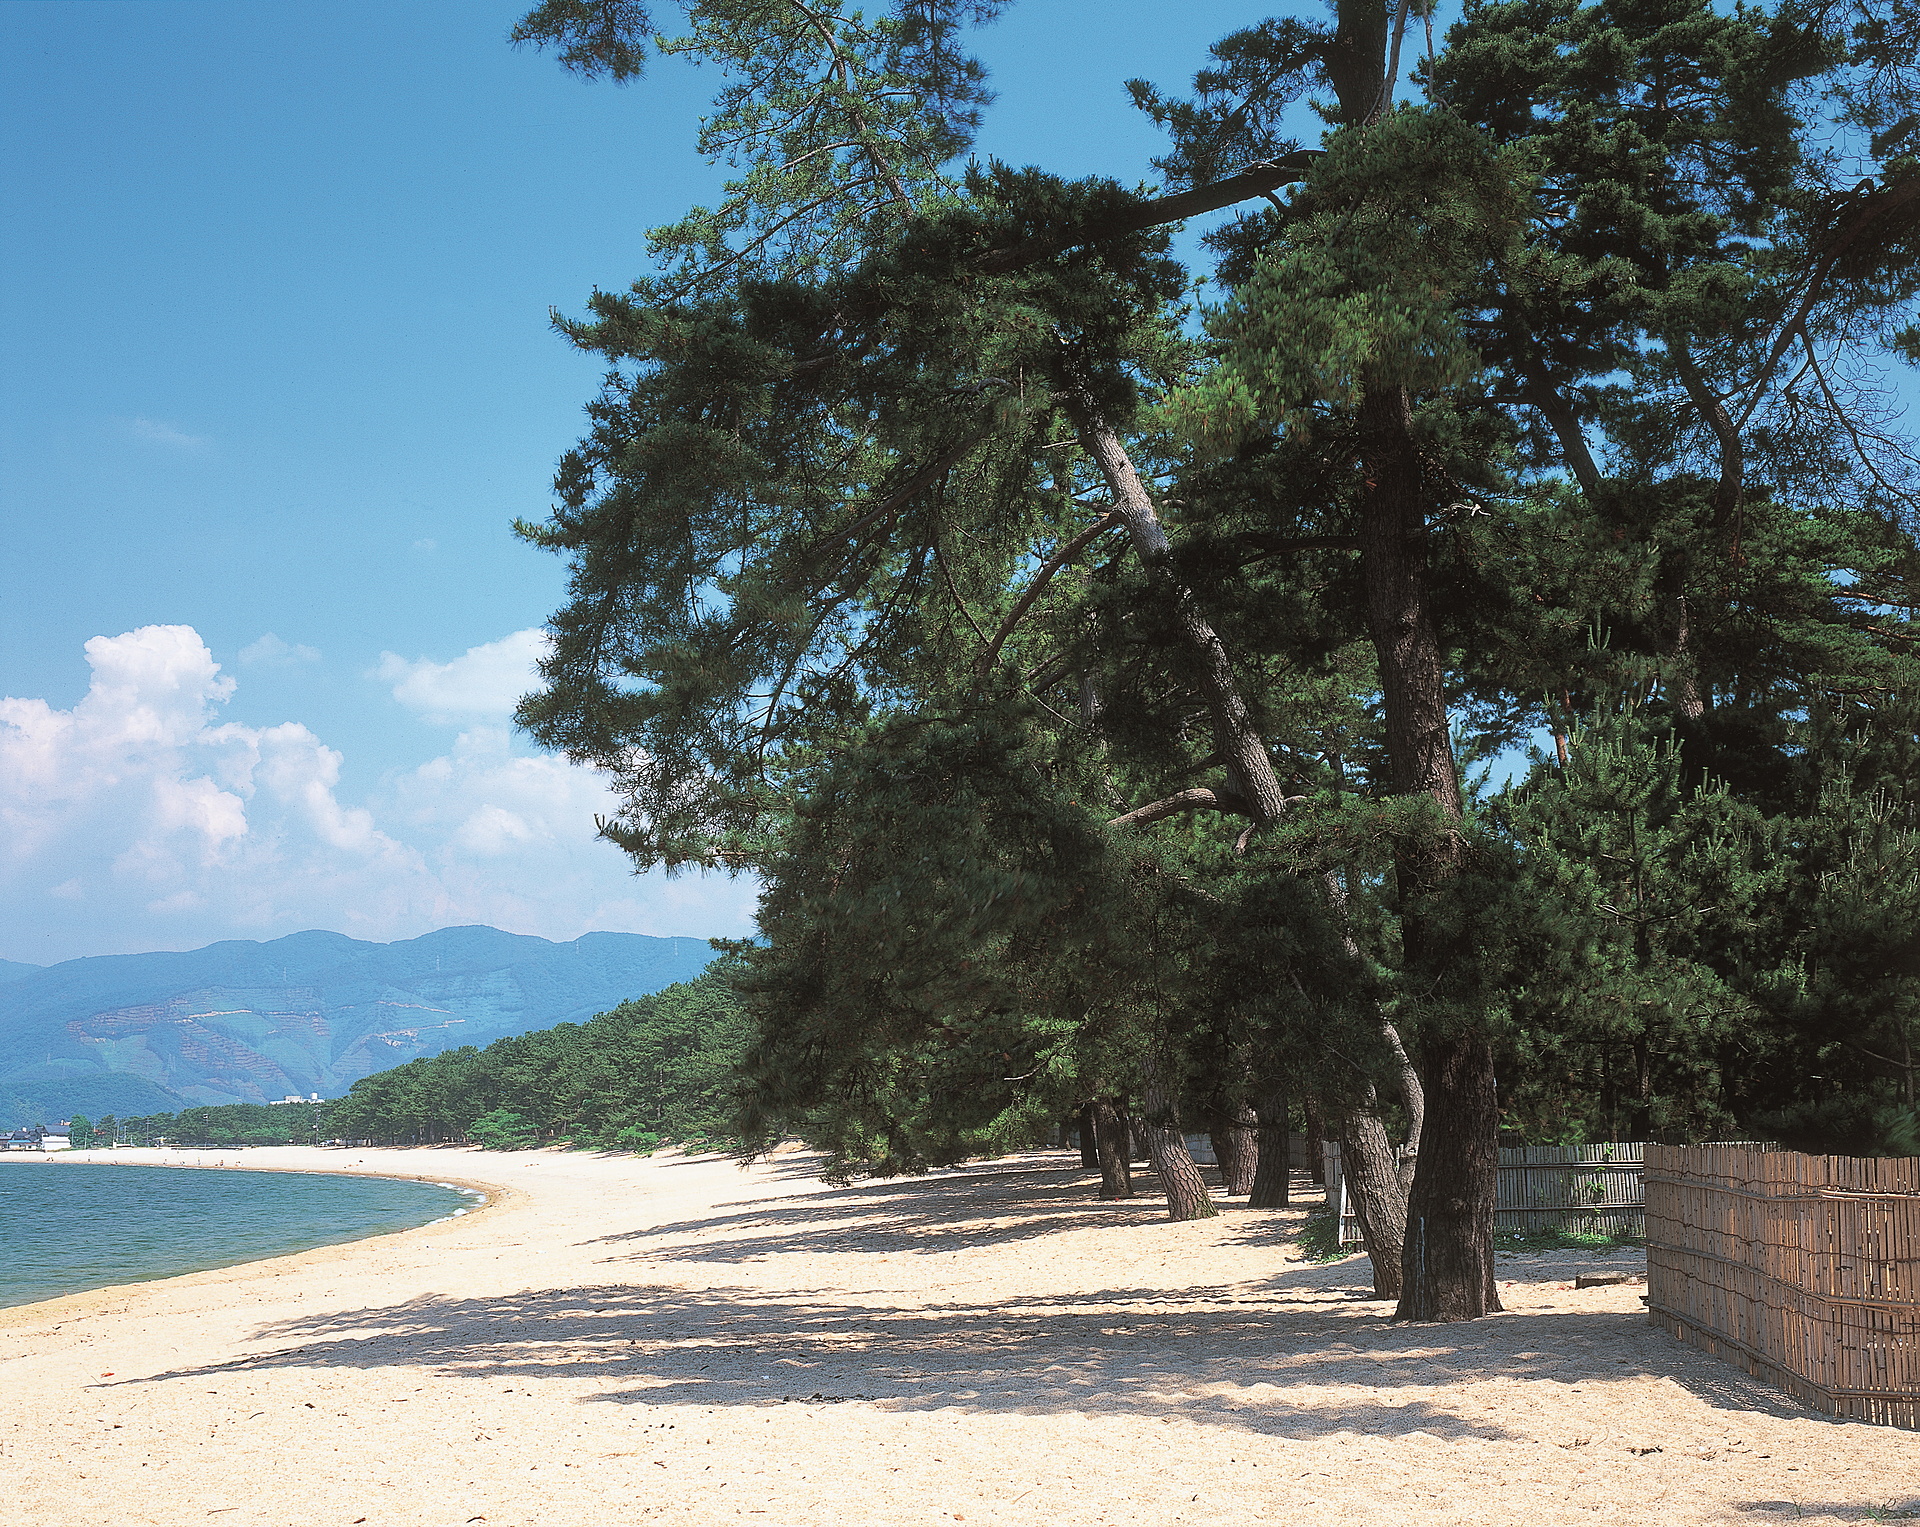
[1,1146,1913,1526]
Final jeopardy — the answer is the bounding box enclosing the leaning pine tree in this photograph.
[507,0,1920,1319]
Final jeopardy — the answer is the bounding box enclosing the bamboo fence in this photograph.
[1328,1141,1648,1244]
[1644,1144,1920,1428]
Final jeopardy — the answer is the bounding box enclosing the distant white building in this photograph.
[1,1126,68,1152]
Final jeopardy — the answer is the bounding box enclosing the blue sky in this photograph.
[1,0,1266,964]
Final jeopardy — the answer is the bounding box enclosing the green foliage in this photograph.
[118,1102,329,1147]
[329,970,751,1149]
[1494,706,1770,1143]
[1173,107,1534,449]
[505,0,1920,1210]
[729,705,1152,1175]
[510,1,651,82]
[1742,698,1920,1155]
[468,1109,541,1151]
[1297,1206,1350,1263]
[1493,1227,1644,1254]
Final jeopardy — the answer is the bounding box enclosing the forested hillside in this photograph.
[328,972,750,1149]
[501,0,1920,1323]
[0,926,715,1126]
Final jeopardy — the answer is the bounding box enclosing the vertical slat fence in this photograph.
[1644,1144,1920,1429]
[1327,1141,1649,1244]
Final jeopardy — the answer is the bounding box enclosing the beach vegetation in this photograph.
[468,1109,542,1150]
[116,1101,330,1148]
[1297,1207,1351,1264]
[328,970,752,1150]
[498,0,1920,1319]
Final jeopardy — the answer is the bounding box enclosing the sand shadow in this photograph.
[587,1157,1308,1264]
[110,1277,1538,1441]
[104,1153,1858,1437]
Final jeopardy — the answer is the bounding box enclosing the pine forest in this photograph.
[326,0,1920,1325]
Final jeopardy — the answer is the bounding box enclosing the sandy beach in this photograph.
[2,1145,1915,1526]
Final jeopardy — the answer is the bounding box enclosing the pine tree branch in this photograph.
[1236,531,1362,561]
[971,512,1120,687]
[1107,787,1248,829]
[802,429,989,556]
[976,151,1323,274]
[1668,337,1745,534]
[1065,395,1296,828]
[1516,354,1602,494]
[1733,173,1920,433]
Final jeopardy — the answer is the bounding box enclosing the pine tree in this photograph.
[506,0,1920,1317]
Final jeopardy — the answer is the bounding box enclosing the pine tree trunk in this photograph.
[1356,378,1500,1322]
[1334,1106,1409,1300]
[1067,403,1294,827]
[1076,1105,1100,1169]
[1140,1063,1217,1221]
[1248,1085,1291,1207]
[1304,1096,1327,1185]
[1397,1031,1503,1321]
[1090,1096,1133,1199]
[1209,1103,1259,1195]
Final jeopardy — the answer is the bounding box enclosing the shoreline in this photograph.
[0,1145,527,1327]
[1,1146,1913,1526]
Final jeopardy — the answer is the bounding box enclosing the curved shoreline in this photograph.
[0,1146,523,1328]
[3,1147,1913,1527]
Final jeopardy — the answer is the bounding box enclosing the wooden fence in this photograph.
[1645,1144,1920,1429]
[1327,1141,1647,1244]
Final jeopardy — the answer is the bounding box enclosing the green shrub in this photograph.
[1296,1206,1350,1263]
[469,1109,539,1150]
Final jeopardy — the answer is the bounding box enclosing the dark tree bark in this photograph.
[1140,1060,1218,1221]
[1332,1106,1410,1300]
[1353,379,1501,1322]
[1208,1102,1259,1195]
[1075,1105,1100,1169]
[1249,1085,1291,1207]
[1396,1032,1502,1321]
[1303,1095,1327,1185]
[1090,1096,1134,1199]
[1066,403,1294,828]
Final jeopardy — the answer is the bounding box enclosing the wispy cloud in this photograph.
[238,633,322,668]
[127,416,211,451]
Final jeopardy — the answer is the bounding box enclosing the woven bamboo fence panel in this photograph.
[1644,1144,1920,1429]
[1330,1142,1647,1244]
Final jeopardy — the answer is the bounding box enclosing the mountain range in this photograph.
[0,926,716,1127]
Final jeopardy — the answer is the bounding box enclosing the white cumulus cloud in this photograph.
[0,625,757,962]
[375,628,550,724]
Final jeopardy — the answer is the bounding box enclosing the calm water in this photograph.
[0,1162,479,1309]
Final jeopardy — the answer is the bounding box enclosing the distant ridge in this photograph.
[0,927,716,1127]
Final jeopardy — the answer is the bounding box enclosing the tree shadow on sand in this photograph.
[584,1157,1306,1264]
[105,1155,1843,1435]
[110,1276,1552,1440]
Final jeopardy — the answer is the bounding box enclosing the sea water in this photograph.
[0,1162,477,1309]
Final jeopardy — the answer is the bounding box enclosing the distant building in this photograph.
[268,1094,321,1105]
[1,1126,68,1152]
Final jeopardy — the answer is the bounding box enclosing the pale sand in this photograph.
[2,1145,1915,1527]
